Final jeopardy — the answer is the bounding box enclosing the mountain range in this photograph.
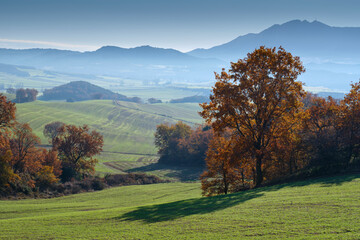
[188,20,360,63]
[0,20,360,92]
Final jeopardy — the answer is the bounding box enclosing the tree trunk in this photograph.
[255,155,263,187]
[223,168,228,194]
[289,152,294,175]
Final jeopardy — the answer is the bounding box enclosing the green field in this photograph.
[1,174,359,239]
[15,100,203,175]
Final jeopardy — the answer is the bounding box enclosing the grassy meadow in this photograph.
[9,88,360,240]
[15,100,203,176]
[1,174,359,239]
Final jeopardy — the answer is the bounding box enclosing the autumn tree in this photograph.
[301,95,341,167]
[43,121,65,145]
[270,121,307,176]
[10,123,41,173]
[53,124,103,181]
[201,133,248,196]
[339,80,360,165]
[201,46,305,187]
[9,123,46,188]
[27,149,62,190]
[154,122,192,165]
[0,94,62,193]
[177,125,213,166]
[154,122,214,167]
[0,150,15,192]
[40,149,62,178]
[0,94,16,130]
[0,95,17,191]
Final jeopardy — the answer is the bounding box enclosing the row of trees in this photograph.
[199,89,360,196]
[15,88,38,103]
[5,88,38,103]
[155,47,360,196]
[199,47,360,196]
[0,95,103,195]
[154,122,213,167]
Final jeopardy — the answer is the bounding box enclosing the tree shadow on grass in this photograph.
[115,172,359,223]
[259,172,360,193]
[310,173,359,187]
[115,190,264,223]
[127,162,205,182]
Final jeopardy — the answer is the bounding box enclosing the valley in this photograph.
[15,100,203,179]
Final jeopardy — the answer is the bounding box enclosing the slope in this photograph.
[39,81,129,101]
[15,100,203,174]
[0,174,359,239]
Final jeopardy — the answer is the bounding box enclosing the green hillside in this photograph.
[15,100,203,175]
[1,174,359,239]
[39,81,129,101]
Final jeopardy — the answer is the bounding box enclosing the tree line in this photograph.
[0,96,103,196]
[155,47,360,196]
[155,122,213,167]
[6,88,39,103]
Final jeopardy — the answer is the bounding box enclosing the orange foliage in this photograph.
[9,123,42,176]
[0,94,16,130]
[201,133,250,196]
[154,122,213,167]
[41,149,62,178]
[53,124,103,180]
[201,46,305,187]
[339,81,360,162]
[36,166,58,189]
[0,150,16,190]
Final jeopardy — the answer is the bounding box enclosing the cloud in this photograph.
[0,38,99,51]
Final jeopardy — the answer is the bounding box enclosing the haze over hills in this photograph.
[188,20,360,62]
[0,46,224,83]
[0,20,359,92]
[188,20,360,92]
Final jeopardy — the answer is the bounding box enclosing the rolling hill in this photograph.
[15,100,203,174]
[0,174,359,239]
[39,81,130,102]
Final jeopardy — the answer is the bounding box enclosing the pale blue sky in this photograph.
[0,0,359,52]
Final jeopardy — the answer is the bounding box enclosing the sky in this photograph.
[0,0,359,52]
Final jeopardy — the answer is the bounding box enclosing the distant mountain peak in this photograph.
[280,19,328,26]
[94,45,182,56]
[263,19,330,33]
[95,45,123,52]
[187,19,360,65]
[136,45,154,49]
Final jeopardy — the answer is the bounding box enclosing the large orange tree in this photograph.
[201,47,305,187]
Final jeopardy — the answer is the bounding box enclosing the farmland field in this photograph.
[15,100,203,175]
[1,174,359,239]
[0,66,211,101]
